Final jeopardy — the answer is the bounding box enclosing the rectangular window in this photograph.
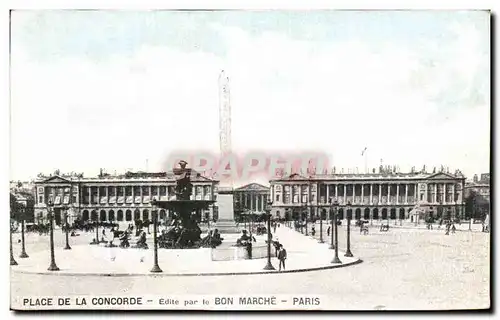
[38,196,43,204]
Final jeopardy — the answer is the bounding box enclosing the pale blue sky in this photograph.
[10,10,490,183]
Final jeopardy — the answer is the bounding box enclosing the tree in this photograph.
[465,190,489,220]
[10,193,19,220]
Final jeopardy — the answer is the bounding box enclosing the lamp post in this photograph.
[331,200,342,264]
[47,200,59,271]
[95,211,100,244]
[150,198,162,273]
[263,200,275,271]
[63,206,71,250]
[318,207,324,243]
[19,205,29,258]
[305,204,309,236]
[345,202,353,257]
[329,198,336,249]
[10,218,17,266]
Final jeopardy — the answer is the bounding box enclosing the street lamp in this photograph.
[305,203,309,236]
[345,201,353,257]
[263,200,276,271]
[63,206,71,250]
[10,217,18,266]
[47,200,59,271]
[318,207,324,243]
[19,204,29,258]
[150,198,162,273]
[331,200,342,264]
[329,198,336,250]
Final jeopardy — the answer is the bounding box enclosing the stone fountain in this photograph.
[154,160,215,248]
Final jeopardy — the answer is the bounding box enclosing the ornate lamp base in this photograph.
[331,256,342,264]
[150,264,163,273]
[48,262,60,271]
[19,251,29,258]
[344,250,353,257]
[263,261,276,271]
[10,257,18,266]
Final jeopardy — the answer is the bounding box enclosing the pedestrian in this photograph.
[451,224,456,234]
[273,222,277,234]
[311,225,316,237]
[277,244,287,272]
[327,226,331,237]
[273,238,281,257]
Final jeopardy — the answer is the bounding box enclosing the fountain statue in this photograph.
[154,160,216,248]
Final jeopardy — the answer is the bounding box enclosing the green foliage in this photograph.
[465,190,489,220]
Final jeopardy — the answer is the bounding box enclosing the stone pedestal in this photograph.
[215,188,240,234]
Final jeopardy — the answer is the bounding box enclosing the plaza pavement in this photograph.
[10,226,359,276]
[10,224,490,310]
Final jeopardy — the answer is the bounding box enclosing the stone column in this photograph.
[434,183,437,204]
[405,184,409,204]
[344,185,347,204]
[326,184,330,202]
[370,184,373,204]
[353,184,356,203]
[88,186,91,204]
[396,184,400,204]
[335,184,338,199]
[443,183,446,204]
[97,186,100,205]
[452,184,455,204]
[378,183,382,203]
[388,184,391,204]
[149,186,152,200]
[361,184,364,204]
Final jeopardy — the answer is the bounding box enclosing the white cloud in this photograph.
[10,14,490,181]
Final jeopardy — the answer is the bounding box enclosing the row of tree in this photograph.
[464,190,490,221]
[10,193,35,222]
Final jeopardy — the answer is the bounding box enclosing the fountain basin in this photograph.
[211,244,268,261]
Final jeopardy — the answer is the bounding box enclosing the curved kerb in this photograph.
[11,259,363,277]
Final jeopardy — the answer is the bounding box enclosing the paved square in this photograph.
[10,224,490,310]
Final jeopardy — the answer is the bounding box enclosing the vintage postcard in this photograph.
[9,10,490,311]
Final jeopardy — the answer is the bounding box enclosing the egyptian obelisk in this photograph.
[215,70,239,233]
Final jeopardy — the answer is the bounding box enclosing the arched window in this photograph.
[117,210,124,221]
[99,210,106,221]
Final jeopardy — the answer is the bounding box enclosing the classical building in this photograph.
[34,171,219,226]
[233,183,271,220]
[269,170,466,222]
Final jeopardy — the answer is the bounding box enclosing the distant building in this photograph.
[269,170,466,222]
[465,173,490,203]
[34,171,218,226]
[233,183,270,221]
